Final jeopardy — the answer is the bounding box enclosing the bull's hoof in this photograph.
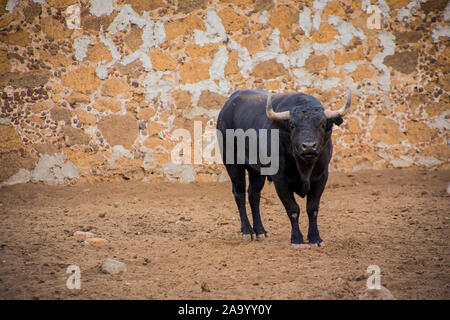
[307,235,323,246]
[291,243,311,249]
[242,233,254,241]
[255,233,267,241]
[309,241,325,248]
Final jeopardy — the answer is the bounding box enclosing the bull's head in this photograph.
[266,91,351,163]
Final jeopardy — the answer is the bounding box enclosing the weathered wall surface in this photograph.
[0,0,449,185]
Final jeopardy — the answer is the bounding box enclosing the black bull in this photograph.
[216,89,351,245]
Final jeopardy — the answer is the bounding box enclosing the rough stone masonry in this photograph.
[0,0,449,185]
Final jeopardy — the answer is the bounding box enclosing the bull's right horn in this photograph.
[325,90,352,119]
[266,94,290,120]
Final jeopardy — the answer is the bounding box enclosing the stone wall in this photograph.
[0,0,449,185]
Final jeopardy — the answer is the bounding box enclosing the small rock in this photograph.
[358,285,396,300]
[99,213,106,218]
[73,231,95,241]
[354,272,368,281]
[101,258,127,275]
[201,281,211,292]
[85,237,109,245]
[113,202,119,208]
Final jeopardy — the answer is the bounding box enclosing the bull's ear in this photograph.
[327,116,343,128]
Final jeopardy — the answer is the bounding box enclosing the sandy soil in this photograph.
[0,169,449,300]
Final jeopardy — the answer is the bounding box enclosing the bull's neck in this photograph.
[294,157,317,197]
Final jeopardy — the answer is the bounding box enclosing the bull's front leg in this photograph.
[274,182,304,244]
[306,174,327,245]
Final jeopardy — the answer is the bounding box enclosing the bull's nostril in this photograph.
[302,142,317,150]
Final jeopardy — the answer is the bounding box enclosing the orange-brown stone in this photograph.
[41,17,72,40]
[93,98,122,113]
[305,54,329,74]
[253,59,288,80]
[185,44,220,58]
[0,30,31,47]
[179,60,210,84]
[323,0,346,16]
[351,63,376,82]
[406,121,437,144]
[87,43,112,63]
[370,117,405,145]
[137,107,157,120]
[268,5,298,38]
[164,14,205,43]
[333,47,365,65]
[311,23,339,44]
[172,90,193,109]
[386,0,411,9]
[46,0,78,9]
[239,34,263,55]
[101,79,130,97]
[0,49,10,75]
[197,91,227,110]
[98,114,139,149]
[119,0,166,14]
[62,66,99,94]
[73,109,97,126]
[149,49,177,71]
[218,7,248,33]
[225,50,239,75]
[124,25,143,52]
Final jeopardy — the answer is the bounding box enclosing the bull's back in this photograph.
[217,90,269,132]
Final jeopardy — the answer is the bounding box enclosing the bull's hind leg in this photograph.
[225,165,254,238]
[247,169,267,239]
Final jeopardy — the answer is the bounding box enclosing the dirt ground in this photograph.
[0,169,449,300]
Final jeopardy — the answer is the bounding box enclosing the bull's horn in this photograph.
[325,90,352,119]
[266,94,290,120]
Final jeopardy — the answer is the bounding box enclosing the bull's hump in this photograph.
[231,90,267,103]
[234,90,294,109]
[228,91,268,113]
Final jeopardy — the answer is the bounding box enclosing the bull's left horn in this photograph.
[266,94,290,120]
[325,90,352,119]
